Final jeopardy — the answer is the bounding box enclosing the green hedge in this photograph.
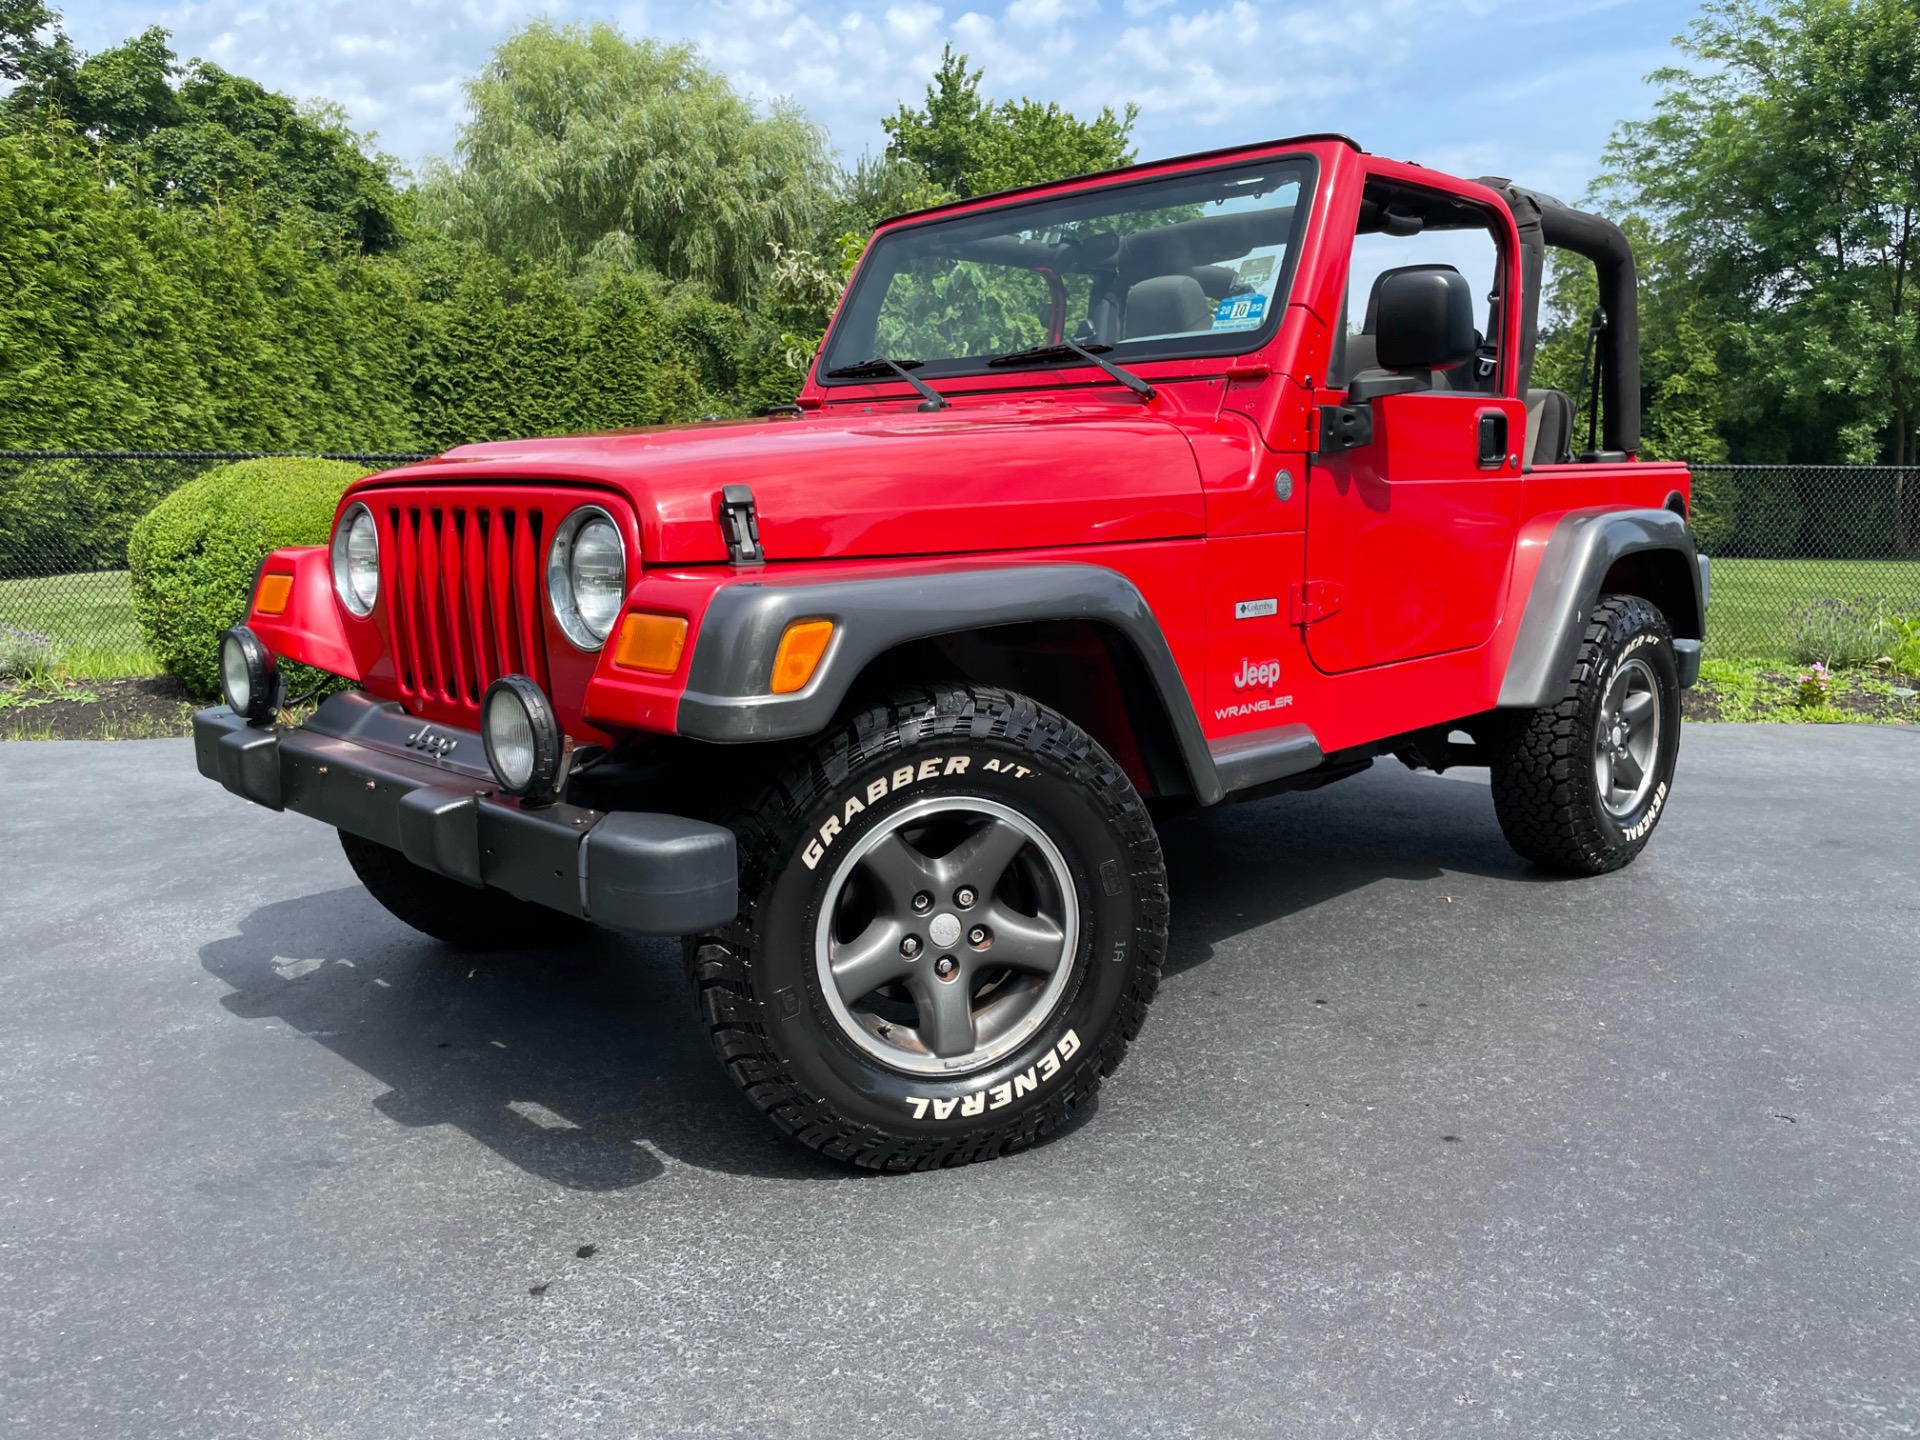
[128,458,367,696]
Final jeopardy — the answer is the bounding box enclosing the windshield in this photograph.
[818,157,1313,384]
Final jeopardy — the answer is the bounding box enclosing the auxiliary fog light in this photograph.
[218,626,279,725]
[482,675,564,801]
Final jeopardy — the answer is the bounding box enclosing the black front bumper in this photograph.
[194,692,736,936]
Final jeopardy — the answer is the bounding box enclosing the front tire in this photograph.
[689,684,1169,1171]
[1491,593,1682,875]
[338,830,594,950]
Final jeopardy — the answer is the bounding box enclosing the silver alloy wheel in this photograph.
[812,795,1080,1077]
[1594,655,1662,818]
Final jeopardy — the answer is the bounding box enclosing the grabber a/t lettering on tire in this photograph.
[688,683,1169,1171]
[1491,593,1683,875]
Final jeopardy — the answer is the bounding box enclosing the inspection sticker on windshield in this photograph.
[1213,292,1268,332]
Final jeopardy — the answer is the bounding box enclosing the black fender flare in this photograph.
[1498,507,1707,709]
[675,563,1323,806]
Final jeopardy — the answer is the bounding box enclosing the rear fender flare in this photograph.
[1498,507,1705,708]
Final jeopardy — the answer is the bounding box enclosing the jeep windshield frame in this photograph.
[816,155,1318,388]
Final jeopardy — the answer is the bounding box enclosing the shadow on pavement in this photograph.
[197,766,1554,1190]
[199,888,849,1191]
[1156,764,1552,976]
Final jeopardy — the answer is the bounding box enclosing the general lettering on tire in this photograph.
[905,1030,1082,1119]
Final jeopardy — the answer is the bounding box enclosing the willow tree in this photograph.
[420,21,832,306]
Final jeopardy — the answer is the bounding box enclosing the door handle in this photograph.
[1476,410,1509,469]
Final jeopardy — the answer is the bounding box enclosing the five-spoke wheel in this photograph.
[687,683,1167,1170]
[1593,654,1662,818]
[815,796,1079,1075]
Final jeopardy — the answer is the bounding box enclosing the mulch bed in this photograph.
[1683,667,1920,724]
[0,675,200,740]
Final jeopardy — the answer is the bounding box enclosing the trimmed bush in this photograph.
[129,458,367,696]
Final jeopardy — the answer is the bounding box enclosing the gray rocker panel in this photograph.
[1498,508,1706,710]
[1208,724,1324,794]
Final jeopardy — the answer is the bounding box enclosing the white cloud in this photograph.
[57,0,1695,199]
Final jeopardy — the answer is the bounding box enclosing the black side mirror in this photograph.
[1374,268,1477,372]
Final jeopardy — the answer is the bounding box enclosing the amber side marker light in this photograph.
[613,612,689,674]
[771,619,835,695]
[254,573,294,615]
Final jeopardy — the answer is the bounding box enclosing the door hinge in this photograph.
[1290,581,1345,625]
[1316,403,1372,454]
[718,484,764,565]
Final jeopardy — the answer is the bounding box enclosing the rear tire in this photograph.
[1491,593,1682,875]
[688,683,1169,1171]
[337,830,594,950]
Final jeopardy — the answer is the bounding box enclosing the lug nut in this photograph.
[934,956,958,980]
[900,935,922,959]
[912,891,933,913]
[955,886,977,908]
[968,926,989,947]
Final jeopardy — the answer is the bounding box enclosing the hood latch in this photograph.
[719,484,764,566]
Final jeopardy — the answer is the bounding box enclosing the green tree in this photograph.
[0,0,73,92]
[143,64,403,252]
[3,9,402,251]
[1602,0,1920,550]
[882,45,1138,199]
[418,20,831,304]
[62,24,179,144]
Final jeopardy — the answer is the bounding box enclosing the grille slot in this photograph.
[383,500,549,718]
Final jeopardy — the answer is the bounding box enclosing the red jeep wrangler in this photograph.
[198,135,1706,1170]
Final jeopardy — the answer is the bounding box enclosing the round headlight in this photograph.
[548,507,626,650]
[331,502,379,617]
[219,626,277,725]
[482,675,563,799]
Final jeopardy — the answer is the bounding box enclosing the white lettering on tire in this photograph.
[905,1030,1081,1119]
[1604,629,1669,845]
[801,754,996,870]
[1622,780,1668,841]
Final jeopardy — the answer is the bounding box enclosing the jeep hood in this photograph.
[416,401,1207,564]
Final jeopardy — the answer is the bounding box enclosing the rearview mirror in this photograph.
[1374,268,1477,373]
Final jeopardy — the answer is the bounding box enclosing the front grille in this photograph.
[380,500,551,718]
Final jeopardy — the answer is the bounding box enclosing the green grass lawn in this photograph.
[2,557,1917,682]
[1706,557,1920,660]
[0,570,157,679]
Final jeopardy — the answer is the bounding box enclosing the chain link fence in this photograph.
[1689,465,1920,662]
[3,452,1918,680]
[0,451,426,678]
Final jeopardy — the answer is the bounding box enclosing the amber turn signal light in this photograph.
[771,619,835,695]
[254,573,294,615]
[612,611,688,674]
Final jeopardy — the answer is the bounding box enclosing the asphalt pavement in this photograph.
[2,724,1917,1439]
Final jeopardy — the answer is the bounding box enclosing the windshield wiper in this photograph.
[986,341,1155,401]
[821,356,949,411]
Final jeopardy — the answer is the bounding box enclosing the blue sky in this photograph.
[59,0,1700,202]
